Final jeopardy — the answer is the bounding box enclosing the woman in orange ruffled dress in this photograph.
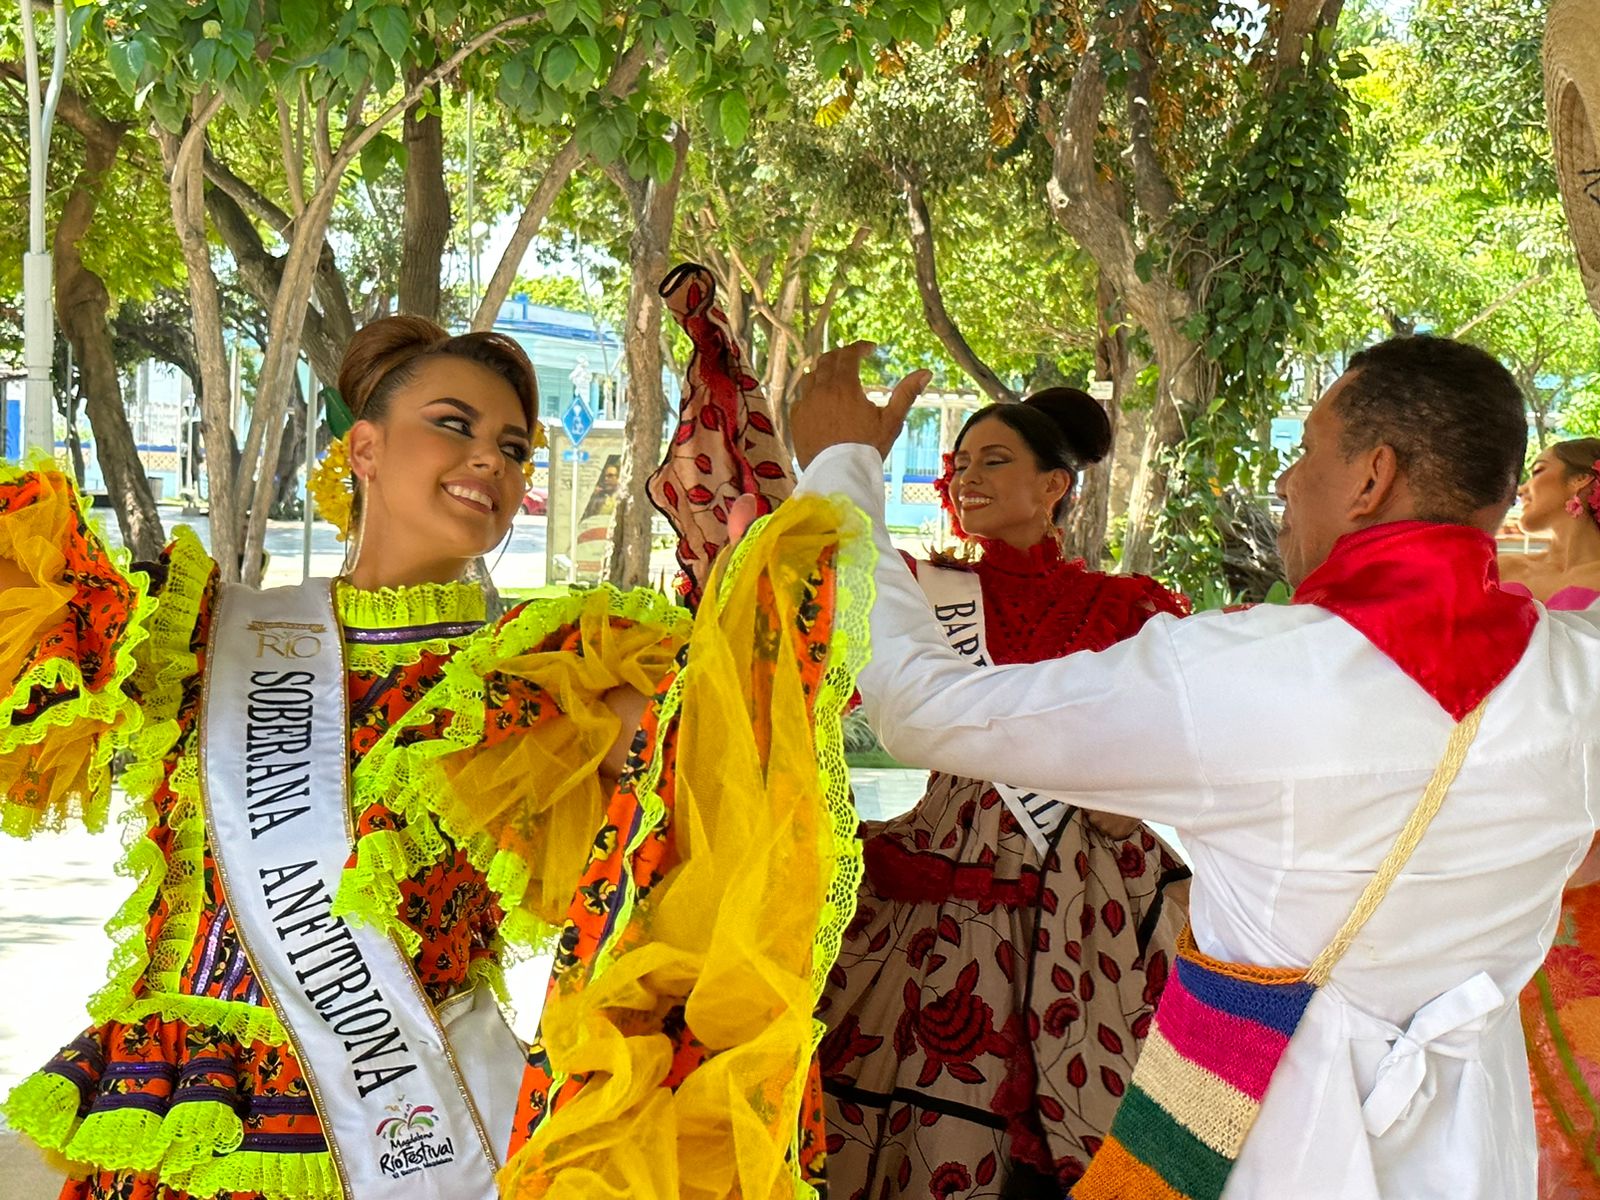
[1501,438,1600,1197]
[0,314,867,1200]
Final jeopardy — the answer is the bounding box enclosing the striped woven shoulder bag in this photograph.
[1071,699,1488,1200]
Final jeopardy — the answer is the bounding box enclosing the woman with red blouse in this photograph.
[817,389,1191,1198]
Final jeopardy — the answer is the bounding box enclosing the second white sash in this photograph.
[915,563,1074,856]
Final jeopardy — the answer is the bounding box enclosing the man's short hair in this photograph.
[1336,336,1527,522]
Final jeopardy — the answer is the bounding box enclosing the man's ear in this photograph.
[1350,443,1402,521]
[347,419,381,483]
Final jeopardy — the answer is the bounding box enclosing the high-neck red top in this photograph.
[924,538,1190,665]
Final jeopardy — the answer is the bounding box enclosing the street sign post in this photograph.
[561,395,595,582]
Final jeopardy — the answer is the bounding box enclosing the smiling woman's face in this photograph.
[347,355,532,586]
[949,415,1069,549]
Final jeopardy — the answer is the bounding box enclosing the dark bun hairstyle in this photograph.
[338,315,539,429]
[952,387,1113,521]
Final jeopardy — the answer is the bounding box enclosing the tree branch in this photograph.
[722,238,806,350]
[897,166,1018,404]
[1127,25,1180,230]
[807,225,870,357]
[1450,270,1550,340]
[276,94,305,214]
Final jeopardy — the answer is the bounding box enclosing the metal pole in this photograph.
[465,91,477,311]
[568,446,579,584]
[20,1,69,456]
[302,365,317,581]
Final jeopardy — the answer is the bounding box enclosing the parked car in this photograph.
[521,486,548,516]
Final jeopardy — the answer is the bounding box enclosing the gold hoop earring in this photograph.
[342,479,369,579]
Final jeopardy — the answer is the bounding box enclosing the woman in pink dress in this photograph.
[1501,437,1600,1198]
[817,389,1191,1198]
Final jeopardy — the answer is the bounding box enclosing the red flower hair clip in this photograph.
[1565,459,1600,524]
[933,451,968,540]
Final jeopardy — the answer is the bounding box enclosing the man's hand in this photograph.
[790,342,932,469]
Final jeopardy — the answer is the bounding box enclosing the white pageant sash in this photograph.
[202,579,504,1198]
[915,564,1074,856]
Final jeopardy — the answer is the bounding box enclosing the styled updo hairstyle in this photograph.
[952,387,1114,522]
[337,314,539,429]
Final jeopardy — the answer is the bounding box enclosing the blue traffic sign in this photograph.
[561,449,590,464]
[562,396,594,446]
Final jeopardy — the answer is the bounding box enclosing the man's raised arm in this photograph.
[790,347,1209,824]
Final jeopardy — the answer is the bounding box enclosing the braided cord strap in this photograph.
[1305,698,1489,987]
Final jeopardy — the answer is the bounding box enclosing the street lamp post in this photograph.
[20,0,69,456]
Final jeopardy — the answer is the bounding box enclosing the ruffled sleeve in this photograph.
[336,587,692,955]
[0,464,155,836]
[499,492,872,1199]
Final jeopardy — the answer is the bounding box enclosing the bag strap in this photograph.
[1304,697,1489,987]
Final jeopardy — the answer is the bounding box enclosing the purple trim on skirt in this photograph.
[240,1131,329,1153]
[194,903,230,988]
[342,621,483,644]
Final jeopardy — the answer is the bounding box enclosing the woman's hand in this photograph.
[599,685,650,792]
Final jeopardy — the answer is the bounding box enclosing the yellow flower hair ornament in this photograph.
[308,435,357,542]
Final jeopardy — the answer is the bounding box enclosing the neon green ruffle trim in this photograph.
[123,525,213,742]
[786,495,873,1189]
[0,461,157,838]
[333,584,690,957]
[2,1069,81,1152]
[337,576,487,674]
[6,1072,336,1200]
[180,1145,340,1200]
[91,530,224,1026]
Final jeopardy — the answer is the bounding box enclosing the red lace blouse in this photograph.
[916,539,1189,664]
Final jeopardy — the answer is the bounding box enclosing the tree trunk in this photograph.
[63,380,87,489]
[1118,325,1206,574]
[50,108,166,559]
[1062,275,1127,566]
[272,374,308,518]
[160,99,243,579]
[605,132,688,589]
[25,74,167,557]
[897,168,1018,405]
[398,71,449,320]
[473,136,585,330]
[472,39,650,330]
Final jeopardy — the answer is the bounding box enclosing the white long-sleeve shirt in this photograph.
[800,442,1600,1200]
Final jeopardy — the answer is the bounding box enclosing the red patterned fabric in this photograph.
[952,539,1190,664]
[649,263,794,607]
[818,538,1191,1197]
[1293,520,1537,720]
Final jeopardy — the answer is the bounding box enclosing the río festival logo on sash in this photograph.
[374,1098,457,1180]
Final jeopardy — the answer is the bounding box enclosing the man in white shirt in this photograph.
[791,336,1600,1199]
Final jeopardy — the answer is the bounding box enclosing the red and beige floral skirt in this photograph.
[817,773,1189,1199]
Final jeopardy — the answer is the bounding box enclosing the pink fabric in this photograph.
[1152,971,1290,1101]
[1499,580,1600,611]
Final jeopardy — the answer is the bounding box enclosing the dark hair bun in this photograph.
[1023,387,1113,465]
